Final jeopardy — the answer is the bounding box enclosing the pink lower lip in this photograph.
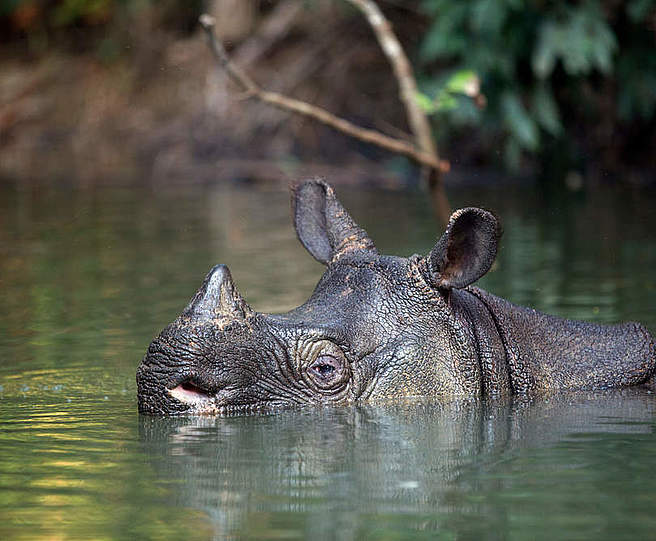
[168,382,212,403]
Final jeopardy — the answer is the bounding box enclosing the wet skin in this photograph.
[137,179,656,415]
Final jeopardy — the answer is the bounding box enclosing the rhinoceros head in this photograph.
[136,179,501,415]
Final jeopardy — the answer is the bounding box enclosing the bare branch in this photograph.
[199,14,449,173]
[344,0,439,162]
[199,14,258,94]
[343,0,451,224]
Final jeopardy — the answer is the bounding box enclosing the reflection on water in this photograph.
[1,181,655,539]
[0,383,213,540]
[138,390,656,540]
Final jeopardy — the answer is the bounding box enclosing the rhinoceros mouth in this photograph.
[168,380,213,404]
[166,378,289,415]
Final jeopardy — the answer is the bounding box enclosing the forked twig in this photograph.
[199,14,447,173]
[344,0,438,164]
[344,0,450,222]
[199,5,451,222]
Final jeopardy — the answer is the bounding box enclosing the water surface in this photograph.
[1,181,655,539]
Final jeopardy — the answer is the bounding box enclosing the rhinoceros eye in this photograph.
[310,355,340,380]
[301,340,350,391]
[306,346,349,390]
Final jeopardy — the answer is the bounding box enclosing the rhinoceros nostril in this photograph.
[168,380,213,404]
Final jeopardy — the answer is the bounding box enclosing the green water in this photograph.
[1,182,655,540]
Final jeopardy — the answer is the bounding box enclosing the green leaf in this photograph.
[471,0,507,33]
[415,92,436,114]
[588,16,617,74]
[532,21,558,79]
[420,25,467,60]
[435,92,458,111]
[417,69,481,116]
[444,70,479,96]
[533,84,562,136]
[502,92,539,150]
[532,7,618,78]
[419,3,469,61]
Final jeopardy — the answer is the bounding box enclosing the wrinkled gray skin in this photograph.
[137,179,656,415]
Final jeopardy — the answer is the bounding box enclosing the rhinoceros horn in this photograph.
[182,264,253,323]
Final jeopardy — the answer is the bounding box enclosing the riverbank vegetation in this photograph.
[1,0,654,187]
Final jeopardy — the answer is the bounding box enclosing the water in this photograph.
[1,181,655,540]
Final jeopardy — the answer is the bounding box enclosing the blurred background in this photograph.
[1,0,654,189]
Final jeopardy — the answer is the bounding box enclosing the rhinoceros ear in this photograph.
[292,178,376,265]
[427,207,501,290]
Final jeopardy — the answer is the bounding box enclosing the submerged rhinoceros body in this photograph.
[137,179,655,415]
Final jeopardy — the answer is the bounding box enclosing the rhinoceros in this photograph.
[137,179,655,415]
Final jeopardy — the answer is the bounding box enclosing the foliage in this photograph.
[1,0,654,178]
[418,0,656,173]
[415,69,481,114]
